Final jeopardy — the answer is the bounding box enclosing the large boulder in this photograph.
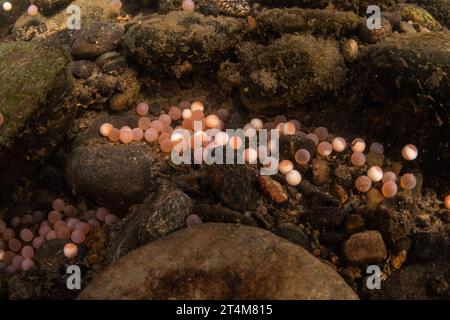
[237,35,347,113]
[0,41,73,188]
[78,223,359,299]
[123,11,247,78]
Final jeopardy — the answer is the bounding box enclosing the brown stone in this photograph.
[343,230,387,265]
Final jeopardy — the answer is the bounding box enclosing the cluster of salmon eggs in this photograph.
[0,199,118,275]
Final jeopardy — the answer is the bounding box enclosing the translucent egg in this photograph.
[279,160,294,175]
[289,120,301,131]
[64,243,78,258]
[294,149,311,165]
[215,108,230,122]
[150,120,164,133]
[229,136,242,150]
[400,173,417,190]
[314,127,328,141]
[110,0,123,11]
[8,239,22,252]
[382,181,398,198]
[144,128,158,143]
[332,137,346,153]
[355,175,372,192]
[351,152,366,167]
[64,205,76,217]
[305,133,319,146]
[382,171,396,183]
[369,142,384,154]
[182,108,192,120]
[108,128,120,142]
[351,138,366,152]
[96,208,110,221]
[99,123,113,137]
[138,117,151,131]
[32,237,45,249]
[27,5,38,16]
[71,230,86,244]
[168,107,182,120]
[445,195,450,210]
[3,2,12,12]
[20,229,33,242]
[282,122,296,135]
[21,259,35,271]
[250,118,263,130]
[182,0,195,11]
[317,141,333,156]
[136,102,149,116]
[52,198,65,212]
[186,214,202,228]
[286,170,302,186]
[21,246,34,259]
[402,144,418,161]
[48,210,62,224]
[244,148,258,164]
[191,101,204,112]
[367,166,383,182]
[205,115,220,128]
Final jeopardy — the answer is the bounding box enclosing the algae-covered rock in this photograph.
[123,11,247,78]
[34,0,74,15]
[411,0,450,28]
[237,34,346,113]
[256,8,362,39]
[0,41,72,188]
[388,3,442,31]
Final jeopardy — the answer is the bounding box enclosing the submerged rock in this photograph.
[342,230,387,265]
[34,0,73,15]
[0,41,72,188]
[79,223,358,299]
[412,0,450,28]
[109,187,192,261]
[388,3,442,31]
[123,11,246,78]
[238,34,346,113]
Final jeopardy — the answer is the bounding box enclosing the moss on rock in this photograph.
[0,41,73,187]
[388,3,442,30]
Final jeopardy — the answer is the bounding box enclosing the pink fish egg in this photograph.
[289,120,301,131]
[11,217,20,228]
[46,230,57,241]
[71,230,86,244]
[295,149,311,165]
[182,0,195,11]
[274,115,287,125]
[132,128,144,141]
[286,170,302,186]
[53,220,66,230]
[351,138,366,153]
[21,214,33,225]
[108,128,120,142]
[160,139,173,153]
[105,214,119,226]
[367,166,383,182]
[151,120,165,133]
[243,148,258,164]
[21,258,35,271]
[66,218,80,231]
[27,4,38,16]
[314,127,328,141]
[355,175,372,192]
[295,131,306,138]
[215,108,230,122]
[282,122,296,135]
[400,173,417,190]
[186,214,202,228]
[305,133,319,146]
[110,0,122,11]
[332,137,347,153]
[229,136,242,150]
[96,208,110,221]
[158,132,171,144]
[382,171,396,183]
[87,219,100,232]
[63,205,76,217]
[317,141,333,157]
[179,101,191,110]
[20,228,33,242]
[52,198,65,212]
[21,246,34,259]
[250,118,263,130]
[3,228,15,241]
[119,128,133,144]
[12,255,24,269]
[351,152,366,167]
[168,107,182,120]
[136,102,149,116]
[382,181,398,198]
[138,117,151,131]
[159,114,172,126]
[0,219,6,233]
[402,144,418,161]
[369,142,384,154]
[56,227,71,240]
[64,243,78,258]
[100,123,113,137]
[279,160,294,175]
[32,237,45,249]
[445,195,450,210]
[144,128,158,142]
[48,210,62,224]
[4,265,17,274]
[75,222,90,235]
[2,2,12,12]
[182,108,192,120]
[205,115,220,128]
[191,101,204,112]
[8,239,22,252]
[39,225,52,238]
[84,210,96,221]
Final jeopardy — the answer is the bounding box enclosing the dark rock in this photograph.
[238,34,346,113]
[193,203,256,226]
[66,114,169,211]
[344,214,365,234]
[123,11,246,78]
[411,0,450,28]
[273,223,310,250]
[34,0,73,15]
[374,203,414,244]
[388,3,442,31]
[0,41,73,189]
[359,17,392,43]
[79,223,358,299]
[205,165,259,212]
[71,22,124,59]
[342,230,387,265]
[0,274,7,299]
[109,187,192,261]
[312,158,330,185]
[279,135,316,161]
[409,232,448,263]
[68,60,96,79]
[37,165,65,192]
